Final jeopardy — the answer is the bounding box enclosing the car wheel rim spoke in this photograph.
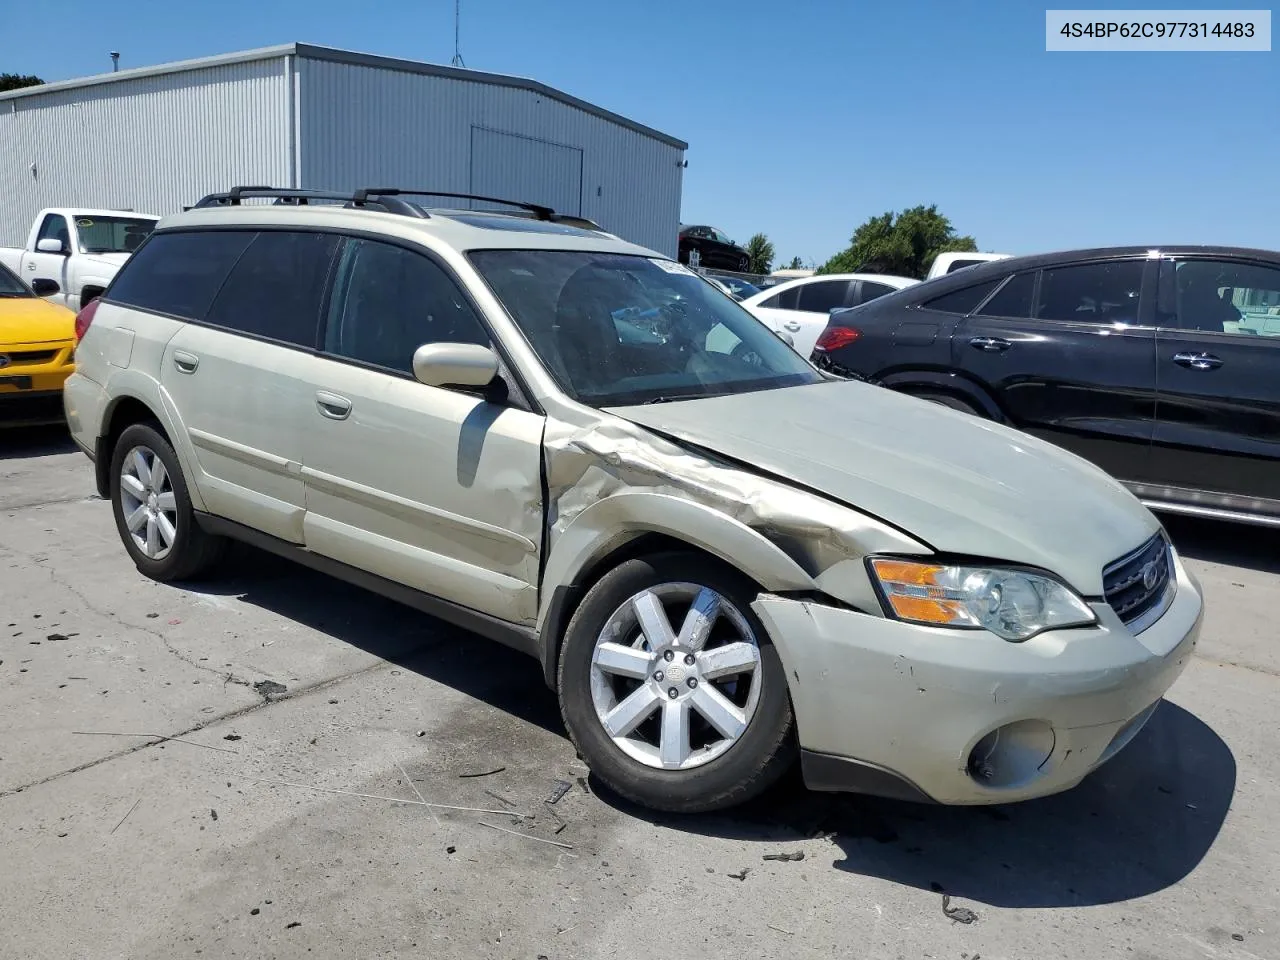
[156,491,176,512]
[659,701,691,768]
[697,641,759,680]
[589,582,762,772]
[120,474,147,501]
[124,504,149,533]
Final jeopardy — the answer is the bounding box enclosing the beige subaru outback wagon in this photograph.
[63,187,1202,812]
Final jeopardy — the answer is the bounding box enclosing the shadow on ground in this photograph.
[177,542,1234,911]
[0,424,76,461]
[1164,514,1280,575]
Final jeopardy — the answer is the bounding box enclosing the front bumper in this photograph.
[0,341,75,425]
[752,553,1202,804]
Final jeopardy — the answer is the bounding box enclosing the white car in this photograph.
[0,208,160,311]
[740,273,918,357]
[926,251,1012,280]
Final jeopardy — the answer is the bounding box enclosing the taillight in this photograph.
[74,298,100,342]
[815,325,860,351]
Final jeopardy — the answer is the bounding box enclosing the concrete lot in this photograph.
[1,424,1277,960]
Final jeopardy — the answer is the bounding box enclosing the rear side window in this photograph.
[204,231,341,347]
[107,231,254,319]
[980,272,1036,318]
[797,280,852,312]
[761,286,800,310]
[859,281,898,303]
[324,239,489,374]
[922,279,1000,315]
[1036,260,1143,324]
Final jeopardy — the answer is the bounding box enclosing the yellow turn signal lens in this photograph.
[869,559,965,625]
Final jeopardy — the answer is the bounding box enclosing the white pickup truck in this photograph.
[1,208,160,311]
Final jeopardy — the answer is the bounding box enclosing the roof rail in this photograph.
[192,187,426,218]
[355,188,556,221]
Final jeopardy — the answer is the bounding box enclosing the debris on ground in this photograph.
[478,820,573,850]
[545,780,572,805]
[483,789,517,808]
[56,832,68,838]
[942,894,979,924]
[210,809,218,821]
[250,907,260,916]
[457,766,505,779]
[223,734,242,742]
[248,776,526,817]
[762,851,805,862]
[145,613,159,619]
[576,775,591,794]
[416,730,426,737]
[727,868,750,881]
[46,633,70,641]
[286,922,301,929]
[328,698,338,704]
[1233,934,1245,942]
[446,845,456,854]
[168,619,182,625]
[254,680,287,698]
[768,924,795,935]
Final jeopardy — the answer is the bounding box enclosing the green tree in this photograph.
[818,205,976,279]
[745,233,774,275]
[786,256,804,270]
[0,73,44,92]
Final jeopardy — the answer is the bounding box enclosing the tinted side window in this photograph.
[945,259,986,274]
[762,286,800,310]
[204,231,340,347]
[36,214,70,249]
[922,279,1000,315]
[859,281,897,303]
[106,231,254,319]
[797,280,851,313]
[324,239,489,374]
[980,272,1036,318]
[1036,261,1142,324]
[1168,259,1280,336]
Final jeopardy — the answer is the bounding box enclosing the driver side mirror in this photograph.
[36,238,68,255]
[412,342,499,389]
[30,278,60,297]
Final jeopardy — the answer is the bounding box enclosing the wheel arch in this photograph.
[95,378,204,510]
[536,491,816,689]
[875,369,1005,420]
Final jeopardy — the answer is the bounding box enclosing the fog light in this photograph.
[967,720,1056,788]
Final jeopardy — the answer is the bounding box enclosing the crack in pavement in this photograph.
[0,651,424,800]
[1,494,102,513]
[1192,652,1280,680]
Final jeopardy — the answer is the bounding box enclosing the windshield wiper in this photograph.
[641,396,684,404]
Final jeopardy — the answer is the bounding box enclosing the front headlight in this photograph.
[868,558,1096,641]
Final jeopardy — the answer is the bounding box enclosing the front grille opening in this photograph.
[1103,533,1172,626]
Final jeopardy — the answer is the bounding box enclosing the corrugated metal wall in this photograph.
[0,59,291,247]
[297,58,683,255]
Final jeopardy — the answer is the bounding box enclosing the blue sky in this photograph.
[5,1,1277,264]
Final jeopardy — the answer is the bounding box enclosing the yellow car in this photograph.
[1,263,77,426]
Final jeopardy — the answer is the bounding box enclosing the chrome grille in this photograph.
[1103,533,1173,627]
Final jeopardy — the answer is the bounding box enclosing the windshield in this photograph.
[73,216,156,254]
[0,262,32,297]
[470,250,822,406]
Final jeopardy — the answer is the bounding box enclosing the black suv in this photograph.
[812,246,1280,527]
[678,225,750,271]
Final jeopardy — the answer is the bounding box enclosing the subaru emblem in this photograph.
[1141,560,1159,591]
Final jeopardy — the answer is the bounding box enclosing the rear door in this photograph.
[956,257,1157,481]
[749,279,853,356]
[156,229,341,542]
[300,237,545,624]
[1150,256,1280,514]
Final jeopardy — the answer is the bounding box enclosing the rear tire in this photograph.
[109,423,225,582]
[558,553,795,813]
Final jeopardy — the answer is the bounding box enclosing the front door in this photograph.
[1150,256,1280,513]
[956,257,1157,481]
[26,213,72,302]
[300,237,545,625]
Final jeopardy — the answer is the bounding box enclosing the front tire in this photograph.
[109,423,225,581]
[558,553,795,813]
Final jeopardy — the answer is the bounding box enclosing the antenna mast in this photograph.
[451,0,465,67]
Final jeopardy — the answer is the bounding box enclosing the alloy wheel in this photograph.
[118,445,178,561]
[589,583,762,771]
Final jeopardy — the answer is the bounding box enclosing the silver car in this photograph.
[63,188,1202,812]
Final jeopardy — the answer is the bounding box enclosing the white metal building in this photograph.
[0,44,687,254]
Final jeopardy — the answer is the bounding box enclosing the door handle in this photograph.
[316,391,352,420]
[969,336,1011,352]
[26,263,35,271]
[783,321,802,332]
[1172,351,1222,370]
[172,351,199,374]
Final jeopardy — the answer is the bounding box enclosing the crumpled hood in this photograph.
[0,297,76,345]
[606,380,1159,596]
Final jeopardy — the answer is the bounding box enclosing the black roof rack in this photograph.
[191,186,607,232]
[192,187,426,218]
